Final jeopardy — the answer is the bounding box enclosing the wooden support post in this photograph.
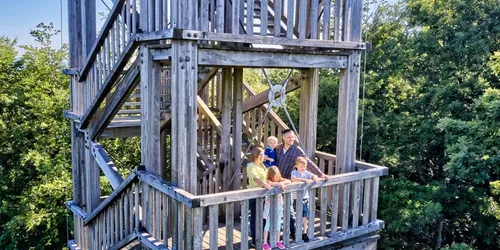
[221,68,232,192]
[171,39,198,194]
[140,44,162,175]
[299,68,319,159]
[231,68,243,192]
[70,122,85,242]
[68,0,83,67]
[231,68,243,217]
[160,130,167,179]
[84,134,101,212]
[68,1,84,244]
[81,0,96,58]
[336,0,362,173]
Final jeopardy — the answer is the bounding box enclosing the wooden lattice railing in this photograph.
[68,156,386,249]
[138,0,357,44]
[76,0,140,130]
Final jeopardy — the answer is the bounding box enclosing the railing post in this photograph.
[299,68,319,159]
[336,0,362,173]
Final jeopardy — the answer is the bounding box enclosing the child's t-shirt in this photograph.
[291,170,314,199]
[264,146,277,167]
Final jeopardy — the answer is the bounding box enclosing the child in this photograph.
[290,157,319,242]
[263,166,290,250]
[264,136,278,168]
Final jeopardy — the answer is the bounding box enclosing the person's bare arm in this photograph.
[267,178,291,191]
[254,176,272,189]
[291,176,312,183]
[299,147,328,178]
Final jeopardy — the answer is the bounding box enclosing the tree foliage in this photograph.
[0,25,71,249]
[354,0,500,249]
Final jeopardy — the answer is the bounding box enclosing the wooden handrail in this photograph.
[79,0,126,81]
[141,163,386,208]
[138,171,198,208]
[79,41,139,129]
[315,150,389,172]
[196,167,387,207]
[83,168,139,225]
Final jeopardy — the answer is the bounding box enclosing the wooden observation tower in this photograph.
[64,0,387,249]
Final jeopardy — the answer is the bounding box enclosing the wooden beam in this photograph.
[138,29,369,50]
[140,44,162,175]
[66,201,88,219]
[336,0,363,173]
[287,221,384,249]
[68,1,84,226]
[221,68,232,192]
[137,231,169,250]
[108,232,138,250]
[336,52,361,174]
[171,40,198,194]
[197,49,348,68]
[88,59,140,140]
[299,68,319,158]
[197,67,220,95]
[84,134,100,213]
[231,68,243,192]
[91,143,124,189]
[81,0,96,59]
[63,68,80,75]
[71,122,85,207]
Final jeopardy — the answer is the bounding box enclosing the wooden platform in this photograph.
[197,209,333,250]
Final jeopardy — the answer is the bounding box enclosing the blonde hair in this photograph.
[249,147,264,162]
[267,136,278,144]
[295,157,307,167]
[266,166,283,182]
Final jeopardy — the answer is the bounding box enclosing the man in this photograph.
[275,129,328,241]
[275,129,328,179]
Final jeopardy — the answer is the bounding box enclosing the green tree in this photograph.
[0,25,71,249]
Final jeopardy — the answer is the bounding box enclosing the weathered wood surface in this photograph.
[170,40,198,193]
[140,44,162,175]
[197,49,347,68]
[87,59,140,140]
[220,68,232,192]
[139,29,369,50]
[79,41,138,129]
[83,170,138,225]
[80,0,130,81]
[299,68,319,158]
[91,143,124,189]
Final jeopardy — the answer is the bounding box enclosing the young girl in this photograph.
[263,166,290,250]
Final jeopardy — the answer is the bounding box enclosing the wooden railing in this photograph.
[67,156,386,249]
[138,157,386,249]
[77,0,140,129]
[137,0,365,46]
[67,169,141,250]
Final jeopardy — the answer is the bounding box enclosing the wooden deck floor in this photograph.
[198,210,334,250]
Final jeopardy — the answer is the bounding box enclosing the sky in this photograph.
[0,0,110,52]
